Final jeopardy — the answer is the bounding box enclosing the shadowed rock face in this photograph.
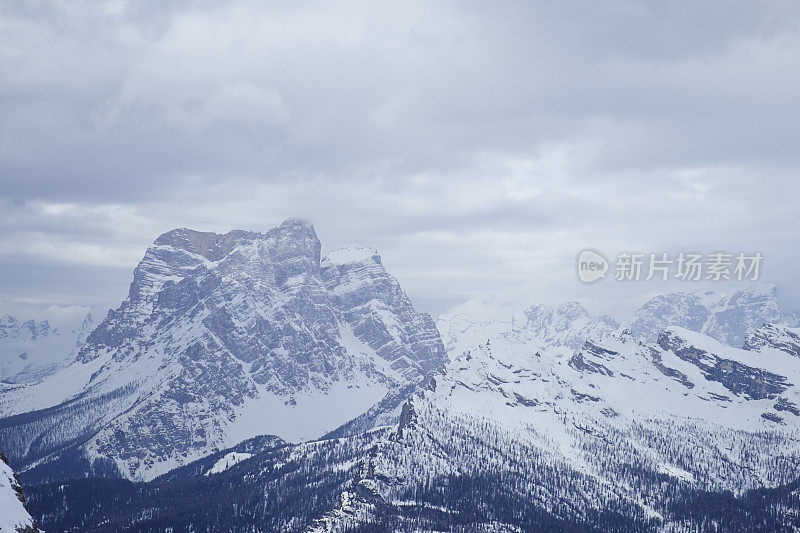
[658,329,789,400]
[0,219,445,481]
[744,324,800,358]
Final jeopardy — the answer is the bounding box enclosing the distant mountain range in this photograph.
[1,221,799,531]
[0,313,94,384]
[621,283,798,346]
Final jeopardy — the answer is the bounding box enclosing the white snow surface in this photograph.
[0,459,35,532]
[205,452,254,475]
[322,246,379,266]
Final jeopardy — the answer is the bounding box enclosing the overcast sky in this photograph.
[2,1,800,325]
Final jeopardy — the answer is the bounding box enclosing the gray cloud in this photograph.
[2,0,800,321]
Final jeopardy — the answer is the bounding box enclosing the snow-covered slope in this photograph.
[272,298,800,529]
[0,313,94,384]
[301,315,800,529]
[0,219,445,481]
[435,313,512,359]
[623,283,797,346]
[434,327,798,480]
[152,313,800,528]
[432,300,800,494]
[0,453,36,532]
[23,291,800,531]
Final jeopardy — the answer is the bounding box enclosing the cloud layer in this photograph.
[2,1,800,320]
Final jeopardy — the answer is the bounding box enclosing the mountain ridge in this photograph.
[0,219,445,482]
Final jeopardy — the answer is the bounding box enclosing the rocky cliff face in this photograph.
[0,219,445,481]
[43,305,800,532]
[321,247,445,382]
[657,328,792,401]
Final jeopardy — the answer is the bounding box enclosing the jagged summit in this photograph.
[23,282,800,531]
[0,316,53,341]
[152,218,320,263]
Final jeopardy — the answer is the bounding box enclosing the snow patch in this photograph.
[322,247,378,266]
[0,458,35,532]
[205,452,254,475]
[658,463,695,483]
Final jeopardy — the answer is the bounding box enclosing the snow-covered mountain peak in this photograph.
[624,283,795,346]
[11,279,800,530]
[436,313,513,360]
[0,315,53,341]
[521,301,618,349]
[525,300,588,319]
[436,301,619,361]
[79,312,95,332]
[286,296,800,530]
[0,220,445,481]
[412,309,800,504]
